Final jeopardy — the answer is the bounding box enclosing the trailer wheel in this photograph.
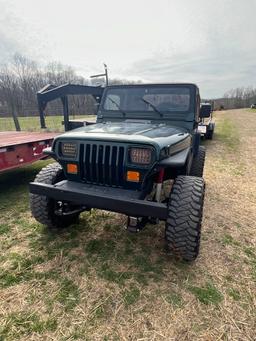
[206,129,214,140]
[189,146,206,177]
[165,176,205,262]
[30,163,80,229]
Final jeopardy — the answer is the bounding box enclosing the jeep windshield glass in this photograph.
[140,97,163,117]
[106,95,127,116]
[102,86,191,116]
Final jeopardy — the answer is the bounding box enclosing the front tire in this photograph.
[189,146,206,177]
[165,176,205,261]
[30,163,80,229]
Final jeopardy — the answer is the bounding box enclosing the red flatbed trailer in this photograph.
[0,132,58,173]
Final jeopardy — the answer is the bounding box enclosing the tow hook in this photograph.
[126,216,147,233]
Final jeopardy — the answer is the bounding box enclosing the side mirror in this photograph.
[200,104,212,118]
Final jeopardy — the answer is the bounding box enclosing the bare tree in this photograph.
[0,54,144,124]
[218,86,256,109]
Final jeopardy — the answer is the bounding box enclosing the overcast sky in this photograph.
[0,0,255,98]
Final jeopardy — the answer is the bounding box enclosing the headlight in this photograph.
[130,148,152,165]
[60,142,77,158]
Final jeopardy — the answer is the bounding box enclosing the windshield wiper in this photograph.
[140,97,163,117]
[107,97,127,117]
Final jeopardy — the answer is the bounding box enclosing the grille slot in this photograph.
[82,143,125,187]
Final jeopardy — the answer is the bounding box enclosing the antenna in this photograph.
[90,63,108,86]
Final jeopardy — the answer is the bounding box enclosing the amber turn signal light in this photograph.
[127,171,140,182]
[67,163,78,174]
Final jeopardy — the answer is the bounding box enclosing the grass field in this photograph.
[0,109,255,340]
[0,115,95,132]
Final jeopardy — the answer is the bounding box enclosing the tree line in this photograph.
[0,54,138,120]
[207,87,256,110]
[1,54,255,120]
[222,87,256,109]
[0,54,94,118]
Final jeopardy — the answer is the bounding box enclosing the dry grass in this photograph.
[0,109,255,340]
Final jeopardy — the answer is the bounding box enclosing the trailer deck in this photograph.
[0,131,58,173]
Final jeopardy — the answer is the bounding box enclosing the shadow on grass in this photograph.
[0,160,50,211]
[28,210,194,289]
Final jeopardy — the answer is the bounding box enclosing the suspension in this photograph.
[155,168,165,202]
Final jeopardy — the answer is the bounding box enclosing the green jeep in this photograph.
[30,83,206,261]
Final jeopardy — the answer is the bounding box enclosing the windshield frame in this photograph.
[99,84,197,119]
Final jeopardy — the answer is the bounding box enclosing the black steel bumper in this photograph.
[29,180,168,220]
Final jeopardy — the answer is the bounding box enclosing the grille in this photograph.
[80,143,126,187]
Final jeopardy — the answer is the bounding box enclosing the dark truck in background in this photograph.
[30,83,206,262]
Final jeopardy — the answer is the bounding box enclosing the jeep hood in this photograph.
[59,121,191,150]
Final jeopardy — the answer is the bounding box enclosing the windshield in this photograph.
[102,86,191,114]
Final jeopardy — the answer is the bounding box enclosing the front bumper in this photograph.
[29,180,168,220]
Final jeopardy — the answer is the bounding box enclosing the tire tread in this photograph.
[189,146,206,177]
[30,163,79,228]
[165,175,205,261]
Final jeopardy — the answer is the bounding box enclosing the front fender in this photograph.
[158,147,190,168]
